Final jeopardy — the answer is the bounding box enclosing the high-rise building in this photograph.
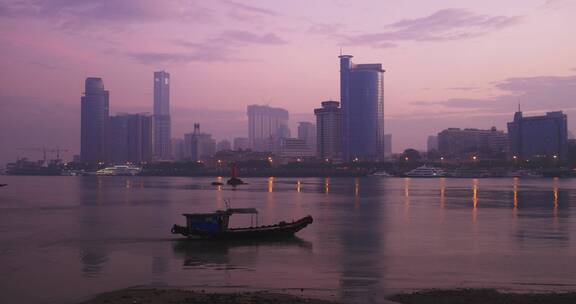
[280,138,314,159]
[81,77,109,163]
[508,110,568,160]
[153,71,171,160]
[314,100,342,161]
[340,55,385,161]
[427,135,438,152]
[216,139,232,152]
[109,113,153,164]
[297,122,316,154]
[184,124,216,161]
[384,134,392,157]
[171,138,185,161]
[438,127,508,160]
[233,137,249,151]
[247,105,290,152]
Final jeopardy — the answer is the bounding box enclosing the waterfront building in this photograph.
[339,54,385,161]
[314,100,342,161]
[184,124,216,161]
[384,134,392,157]
[216,139,232,152]
[438,127,508,160]
[81,77,109,163]
[247,105,290,152]
[153,71,171,160]
[297,122,316,155]
[427,135,438,152]
[280,138,315,160]
[233,137,249,151]
[171,138,184,161]
[109,113,153,164]
[507,110,568,160]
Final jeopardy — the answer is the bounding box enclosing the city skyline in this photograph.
[1,0,576,166]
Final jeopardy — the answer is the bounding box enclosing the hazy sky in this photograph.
[1,0,576,165]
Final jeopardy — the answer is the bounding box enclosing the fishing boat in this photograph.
[171,208,313,240]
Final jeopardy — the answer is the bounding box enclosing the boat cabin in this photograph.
[183,208,258,232]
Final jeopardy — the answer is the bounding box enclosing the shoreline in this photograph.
[77,287,576,304]
[77,288,341,304]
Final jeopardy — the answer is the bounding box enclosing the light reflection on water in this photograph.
[0,176,575,304]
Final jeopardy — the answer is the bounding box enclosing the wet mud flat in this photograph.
[388,288,576,304]
[78,288,341,304]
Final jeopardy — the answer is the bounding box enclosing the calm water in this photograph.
[1,176,575,303]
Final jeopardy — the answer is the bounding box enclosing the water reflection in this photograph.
[335,178,386,302]
[268,177,274,193]
[439,178,446,209]
[171,238,313,269]
[5,176,576,304]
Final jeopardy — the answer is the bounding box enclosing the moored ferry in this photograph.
[96,165,141,176]
[405,165,446,177]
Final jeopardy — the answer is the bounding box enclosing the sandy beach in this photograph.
[78,288,576,304]
[78,288,341,304]
[388,288,576,304]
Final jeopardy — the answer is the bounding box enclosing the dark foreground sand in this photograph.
[388,288,576,304]
[78,288,576,304]
[78,288,340,304]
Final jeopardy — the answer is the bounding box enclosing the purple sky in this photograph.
[1,0,576,165]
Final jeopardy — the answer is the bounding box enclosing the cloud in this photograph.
[222,0,277,16]
[127,52,227,65]
[128,30,286,65]
[222,0,278,23]
[414,74,576,113]
[218,31,287,45]
[447,86,479,91]
[345,9,522,47]
[0,0,214,29]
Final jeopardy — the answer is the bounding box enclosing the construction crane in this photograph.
[17,147,70,163]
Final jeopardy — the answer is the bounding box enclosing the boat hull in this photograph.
[172,215,313,240]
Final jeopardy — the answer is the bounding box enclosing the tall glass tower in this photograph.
[81,77,109,163]
[339,55,385,161]
[153,71,171,160]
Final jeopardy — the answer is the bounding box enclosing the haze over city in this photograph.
[1,0,576,166]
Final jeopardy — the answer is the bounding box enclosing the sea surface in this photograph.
[0,176,575,304]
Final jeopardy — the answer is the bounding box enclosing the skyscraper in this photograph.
[184,124,216,161]
[339,55,385,161]
[153,71,171,160]
[508,110,568,160]
[384,134,392,157]
[438,127,508,160]
[427,135,438,152]
[81,77,109,163]
[297,122,317,154]
[109,113,153,164]
[247,105,290,152]
[314,100,342,161]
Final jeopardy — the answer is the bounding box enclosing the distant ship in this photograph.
[96,165,141,176]
[372,171,392,177]
[405,165,446,178]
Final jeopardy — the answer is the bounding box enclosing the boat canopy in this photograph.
[228,208,258,214]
